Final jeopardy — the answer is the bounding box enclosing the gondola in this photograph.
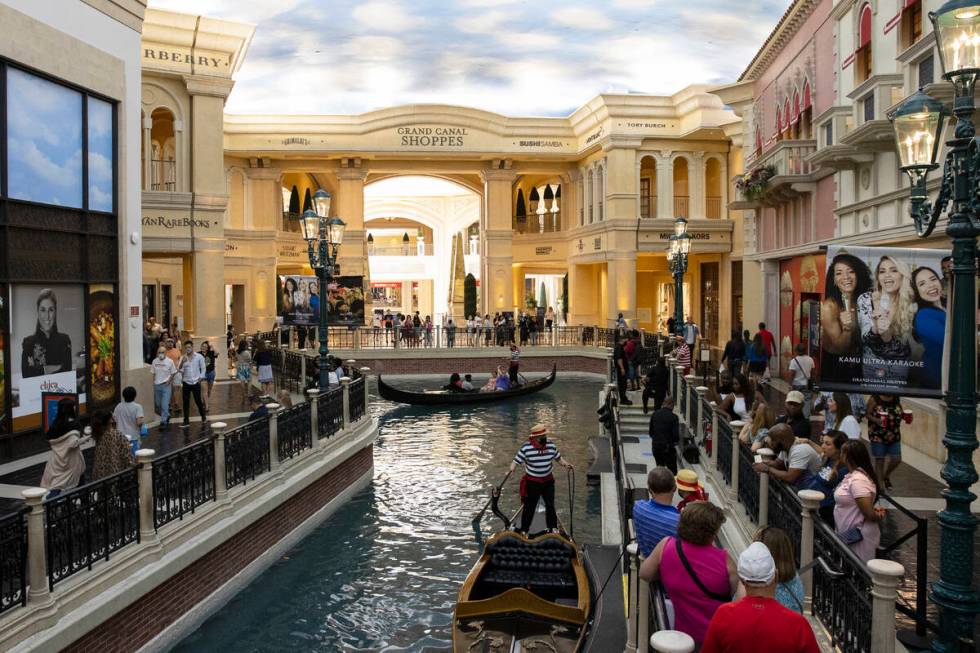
[453,494,592,652]
[377,365,556,406]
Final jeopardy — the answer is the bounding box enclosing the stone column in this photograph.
[656,153,673,219]
[341,377,351,429]
[606,255,637,326]
[307,388,320,448]
[212,422,228,501]
[481,168,517,313]
[798,489,824,610]
[694,386,708,441]
[136,449,157,540]
[626,542,639,653]
[868,559,905,653]
[758,468,770,527]
[335,164,370,322]
[142,115,152,190]
[360,367,371,419]
[684,375,697,426]
[22,488,49,604]
[267,403,281,471]
[689,151,705,219]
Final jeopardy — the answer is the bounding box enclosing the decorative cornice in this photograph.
[739,0,821,82]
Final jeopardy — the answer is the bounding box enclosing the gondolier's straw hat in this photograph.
[530,424,548,437]
[676,469,703,492]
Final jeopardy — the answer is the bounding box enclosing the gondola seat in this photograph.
[480,536,577,592]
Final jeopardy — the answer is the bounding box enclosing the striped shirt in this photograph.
[513,441,561,479]
[674,342,691,370]
[632,499,680,557]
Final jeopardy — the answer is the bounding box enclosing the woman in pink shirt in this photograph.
[640,501,738,644]
[834,440,885,563]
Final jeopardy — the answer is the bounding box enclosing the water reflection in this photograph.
[173,376,603,653]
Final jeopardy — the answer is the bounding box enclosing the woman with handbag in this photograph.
[833,440,885,563]
[786,344,815,418]
[639,501,738,645]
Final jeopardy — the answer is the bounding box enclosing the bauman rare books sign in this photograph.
[819,245,950,398]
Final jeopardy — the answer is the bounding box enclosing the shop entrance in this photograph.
[226,284,246,336]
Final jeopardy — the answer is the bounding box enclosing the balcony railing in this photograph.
[706,196,722,219]
[639,196,658,219]
[673,196,689,217]
[514,212,562,234]
[367,244,434,256]
[149,159,176,192]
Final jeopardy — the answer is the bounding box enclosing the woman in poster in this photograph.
[21,288,73,378]
[294,279,311,312]
[821,253,873,380]
[309,279,320,316]
[911,266,946,389]
[857,256,922,384]
[281,278,297,315]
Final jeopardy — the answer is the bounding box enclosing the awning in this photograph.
[515,189,527,220]
[791,91,801,125]
[802,82,812,110]
[783,98,791,129]
[776,105,783,133]
[903,0,919,9]
[859,4,872,49]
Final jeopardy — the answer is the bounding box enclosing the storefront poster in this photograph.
[778,254,825,375]
[820,245,950,398]
[88,285,117,407]
[279,275,365,326]
[9,284,86,422]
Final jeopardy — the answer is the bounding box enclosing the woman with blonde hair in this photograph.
[857,255,922,383]
[740,400,777,452]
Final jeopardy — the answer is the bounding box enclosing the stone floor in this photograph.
[0,377,301,515]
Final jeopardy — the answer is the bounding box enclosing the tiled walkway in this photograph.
[0,378,304,515]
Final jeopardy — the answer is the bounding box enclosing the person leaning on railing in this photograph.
[794,430,849,528]
[751,423,822,490]
[833,440,885,564]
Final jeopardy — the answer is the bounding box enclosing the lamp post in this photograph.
[292,189,346,391]
[666,217,691,336]
[888,2,980,649]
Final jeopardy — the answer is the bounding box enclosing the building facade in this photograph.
[140,9,745,352]
[0,0,145,460]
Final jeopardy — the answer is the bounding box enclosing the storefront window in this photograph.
[87,97,114,212]
[700,262,719,345]
[6,67,83,208]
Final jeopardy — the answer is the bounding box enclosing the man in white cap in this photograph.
[509,424,574,535]
[701,542,819,653]
[777,390,811,441]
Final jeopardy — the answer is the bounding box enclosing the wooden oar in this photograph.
[471,469,514,526]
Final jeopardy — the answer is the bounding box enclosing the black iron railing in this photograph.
[277,403,312,461]
[0,510,27,615]
[225,419,271,489]
[44,469,139,589]
[317,387,344,439]
[281,350,304,391]
[679,377,688,418]
[737,442,760,523]
[152,438,215,529]
[582,326,595,347]
[812,517,872,653]
[256,330,276,344]
[716,417,733,484]
[596,328,617,349]
[349,377,366,423]
[687,383,699,437]
[555,326,581,346]
[699,396,712,446]
[878,494,936,640]
[768,479,803,565]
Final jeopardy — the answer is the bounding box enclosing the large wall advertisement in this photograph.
[820,245,950,398]
[278,275,366,327]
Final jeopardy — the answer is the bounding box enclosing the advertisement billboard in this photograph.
[278,275,365,327]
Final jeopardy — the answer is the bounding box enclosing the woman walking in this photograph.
[41,399,88,495]
[254,340,274,397]
[236,337,252,406]
[89,409,134,481]
[200,341,218,408]
[866,393,904,489]
[746,335,769,387]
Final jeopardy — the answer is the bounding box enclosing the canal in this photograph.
[172,375,605,652]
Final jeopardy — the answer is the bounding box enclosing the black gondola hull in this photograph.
[377,366,556,405]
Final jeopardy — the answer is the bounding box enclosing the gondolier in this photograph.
[509,424,573,534]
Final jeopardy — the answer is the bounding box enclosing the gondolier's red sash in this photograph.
[519,473,554,499]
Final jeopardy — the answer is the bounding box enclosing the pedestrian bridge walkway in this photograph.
[602,368,917,653]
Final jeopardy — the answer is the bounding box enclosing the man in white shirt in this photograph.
[683,316,700,347]
[112,386,144,442]
[787,344,816,418]
[150,346,177,429]
[179,340,208,428]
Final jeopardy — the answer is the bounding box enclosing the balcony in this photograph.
[841,73,904,151]
[673,196,689,218]
[808,106,874,172]
[514,212,562,234]
[706,196,722,219]
[368,243,434,256]
[149,159,176,192]
[732,139,817,208]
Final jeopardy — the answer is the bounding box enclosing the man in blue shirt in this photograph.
[632,467,680,557]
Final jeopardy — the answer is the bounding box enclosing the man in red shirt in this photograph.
[757,322,775,358]
[701,542,819,653]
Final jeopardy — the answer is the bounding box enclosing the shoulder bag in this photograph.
[792,356,814,392]
[674,537,730,602]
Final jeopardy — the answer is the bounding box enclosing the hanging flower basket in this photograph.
[734,164,776,201]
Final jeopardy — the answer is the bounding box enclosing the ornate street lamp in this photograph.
[667,217,690,335]
[292,189,346,391]
[887,2,980,648]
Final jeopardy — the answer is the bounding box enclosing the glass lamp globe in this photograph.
[888,89,947,170]
[313,189,331,218]
[931,0,980,78]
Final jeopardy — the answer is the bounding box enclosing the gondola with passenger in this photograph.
[377,365,556,406]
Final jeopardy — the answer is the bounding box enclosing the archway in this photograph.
[363,175,481,322]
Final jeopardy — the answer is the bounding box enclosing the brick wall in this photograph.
[61,445,374,653]
[355,356,607,376]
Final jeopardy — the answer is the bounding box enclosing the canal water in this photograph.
[172,375,605,653]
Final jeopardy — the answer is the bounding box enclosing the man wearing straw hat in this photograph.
[676,469,709,511]
[509,424,574,535]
